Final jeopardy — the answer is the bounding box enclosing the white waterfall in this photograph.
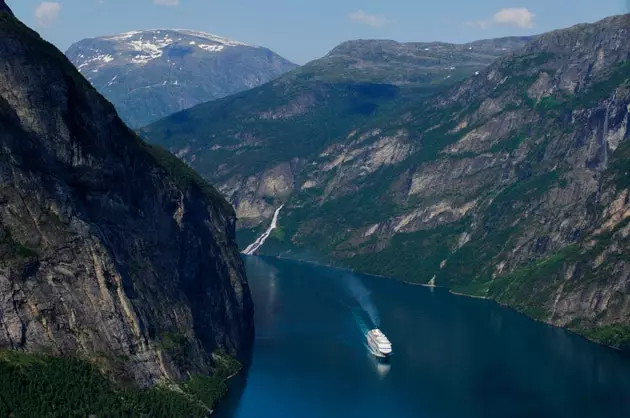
[242,205,284,255]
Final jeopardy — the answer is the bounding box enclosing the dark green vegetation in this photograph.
[611,137,630,189]
[0,350,241,417]
[143,81,430,182]
[0,227,39,262]
[577,325,630,350]
[143,142,234,215]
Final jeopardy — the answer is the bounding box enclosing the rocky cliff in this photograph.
[66,30,298,128]
[143,14,630,348]
[0,4,253,388]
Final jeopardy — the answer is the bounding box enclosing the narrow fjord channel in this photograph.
[216,256,630,418]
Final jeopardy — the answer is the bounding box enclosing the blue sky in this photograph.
[6,0,630,64]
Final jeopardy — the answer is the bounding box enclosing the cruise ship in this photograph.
[367,329,392,357]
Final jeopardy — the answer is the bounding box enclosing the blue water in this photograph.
[216,256,630,418]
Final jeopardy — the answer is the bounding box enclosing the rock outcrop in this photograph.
[0,5,253,386]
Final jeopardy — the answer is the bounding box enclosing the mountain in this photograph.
[299,36,534,86]
[141,36,532,228]
[143,14,630,349]
[0,3,253,414]
[66,29,298,127]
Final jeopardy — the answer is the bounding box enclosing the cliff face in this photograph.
[144,14,630,348]
[0,5,253,386]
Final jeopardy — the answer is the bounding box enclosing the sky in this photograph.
[6,0,630,64]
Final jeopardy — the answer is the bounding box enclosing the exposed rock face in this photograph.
[65,30,298,128]
[0,8,253,386]
[144,14,630,347]
[222,162,296,228]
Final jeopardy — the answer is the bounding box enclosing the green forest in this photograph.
[0,350,240,417]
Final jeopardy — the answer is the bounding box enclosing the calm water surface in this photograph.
[216,256,630,418]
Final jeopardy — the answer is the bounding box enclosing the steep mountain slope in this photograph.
[66,29,297,127]
[144,14,630,348]
[142,36,531,227]
[0,0,253,402]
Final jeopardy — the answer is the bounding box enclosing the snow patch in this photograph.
[103,30,143,41]
[198,44,225,52]
[129,39,169,64]
[175,29,251,46]
[77,54,115,69]
[364,224,379,237]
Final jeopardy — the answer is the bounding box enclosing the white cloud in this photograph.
[493,8,536,28]
[348,10,390,28]
[34,2,61,27]
[154,0,179,6]
[466,7,535,30]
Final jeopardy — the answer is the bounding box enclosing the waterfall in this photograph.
[242,205,284,255]
[602,101,610,168]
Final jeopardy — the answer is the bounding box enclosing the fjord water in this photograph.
[216,256,630,418]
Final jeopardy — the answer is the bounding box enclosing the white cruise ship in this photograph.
[367,329,392,357]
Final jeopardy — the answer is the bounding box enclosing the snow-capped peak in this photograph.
[71,29,257,69]
[102,30,144,41]
[173,29,252,47]
[101,29,252,48]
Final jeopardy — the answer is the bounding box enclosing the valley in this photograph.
[142,14,630,349]
[1,0,629,415]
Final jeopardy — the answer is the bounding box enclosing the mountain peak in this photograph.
[65,28,298,127]
[173,29,252,47]
[0,0,13,15]
[96,28,253,49]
